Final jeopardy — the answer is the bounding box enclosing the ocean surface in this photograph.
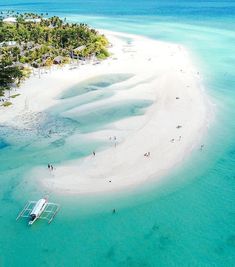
[1,1,235,266]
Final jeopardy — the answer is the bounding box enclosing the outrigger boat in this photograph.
[16,198,60,225]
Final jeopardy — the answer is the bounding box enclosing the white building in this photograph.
[25,18,41,23]
[0,41,17,47]
[3,17,17,23]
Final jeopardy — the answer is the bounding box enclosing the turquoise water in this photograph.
[1,1,235,266]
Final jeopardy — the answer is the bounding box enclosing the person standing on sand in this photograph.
[93,151,96,156]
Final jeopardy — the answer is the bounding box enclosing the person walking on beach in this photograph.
[47,164,54,171]
[93,151,96,156]
[113,136,117,147]
[144,152,151,157]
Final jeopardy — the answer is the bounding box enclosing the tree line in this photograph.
[0,13,110,96]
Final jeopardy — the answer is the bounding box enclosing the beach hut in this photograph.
[72,45,86,60]
[30,44,42,51]
[12,62,24,68]
[53,56,64,64]
[74,45,86,53]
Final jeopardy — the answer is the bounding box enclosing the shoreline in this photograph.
[1,30,213,195]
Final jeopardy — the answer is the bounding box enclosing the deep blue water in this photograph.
[1,1,235,266]
[1,0,235,19]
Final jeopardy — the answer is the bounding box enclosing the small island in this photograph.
[0,13,209,196]
[0,12,109,101]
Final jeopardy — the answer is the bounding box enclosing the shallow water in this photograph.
[59,73,134,99]
[1,1,235,266]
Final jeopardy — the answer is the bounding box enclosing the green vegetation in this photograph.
[10,93,20,98]
[0,62,24,96]
[0,12,110,96]
[2,101,12,107]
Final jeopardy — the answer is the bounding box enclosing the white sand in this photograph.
[0,30,212,195]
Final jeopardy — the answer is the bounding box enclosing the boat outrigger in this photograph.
[16,198,60,225]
